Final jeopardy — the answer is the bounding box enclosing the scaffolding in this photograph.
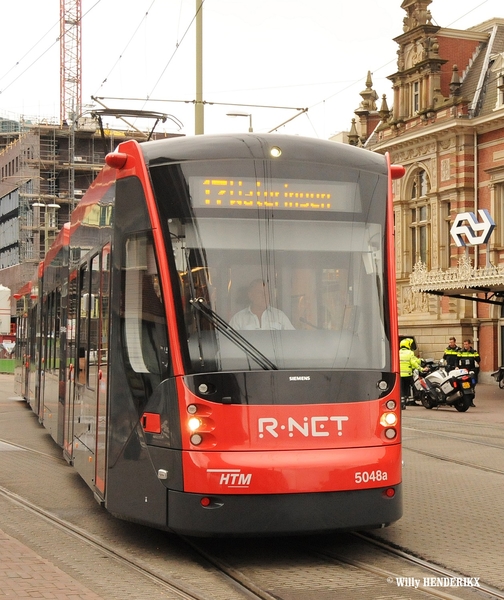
[16,123,61,270]
[1,112,172,297]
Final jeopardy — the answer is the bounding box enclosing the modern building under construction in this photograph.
[0,115,177,317]
[0,0,181,333]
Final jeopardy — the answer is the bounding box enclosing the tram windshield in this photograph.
[150,158,391,373]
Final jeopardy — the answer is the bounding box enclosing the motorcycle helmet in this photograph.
[400,338,413,349]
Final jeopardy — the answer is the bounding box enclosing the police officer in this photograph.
[399,338,423,409]
[457,339,481,407]
[443,336,461,371]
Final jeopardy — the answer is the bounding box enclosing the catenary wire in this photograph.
[93,0,157,97]
[0,0,102,96]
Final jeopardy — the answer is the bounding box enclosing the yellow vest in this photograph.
[399,347,421,377]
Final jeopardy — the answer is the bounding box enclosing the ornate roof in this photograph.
[410,256,504,305]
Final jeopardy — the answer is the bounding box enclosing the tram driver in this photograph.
[229,279,295,330]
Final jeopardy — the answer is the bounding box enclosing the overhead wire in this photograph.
[176,0,185,46]
[0,20,58,86]
[303,0,495,131]
[0,1,497,131]
[193,1,494,135]
[431,0,491,28]
[0,0,102,97]
[90,0,205,125]
[93,0,157,97]
[143,0,206,104]
[93,0,492,114]
[0,26,60,95]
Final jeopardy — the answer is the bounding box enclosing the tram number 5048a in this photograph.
[354,470,388,484]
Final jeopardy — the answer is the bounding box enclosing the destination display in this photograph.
[189,176,360,212]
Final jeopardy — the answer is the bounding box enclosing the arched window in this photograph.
[409,169,430,269]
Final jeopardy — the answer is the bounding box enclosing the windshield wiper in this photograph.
[189,297,278,370]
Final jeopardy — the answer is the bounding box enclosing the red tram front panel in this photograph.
[184,446,401,495]
[178,394,400,495]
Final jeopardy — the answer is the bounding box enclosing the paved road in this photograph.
[1,372,503,598]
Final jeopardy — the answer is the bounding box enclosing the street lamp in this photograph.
[226,112,253,132]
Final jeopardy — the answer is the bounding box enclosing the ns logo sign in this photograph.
[450,209,495,247]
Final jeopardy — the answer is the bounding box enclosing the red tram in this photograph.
[14,134,405,535]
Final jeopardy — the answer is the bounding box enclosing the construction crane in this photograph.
[60,0,82,126]
[59,0,81,211]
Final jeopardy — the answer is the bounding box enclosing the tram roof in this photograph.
[139,133,388,174]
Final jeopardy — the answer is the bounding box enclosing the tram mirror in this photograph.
[362,252,374,275]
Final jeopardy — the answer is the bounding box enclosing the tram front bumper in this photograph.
[166,484,403,536]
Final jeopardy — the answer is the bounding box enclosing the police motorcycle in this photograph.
[410,358,437,406]
[412,359,476,412]
[491,366,504,389]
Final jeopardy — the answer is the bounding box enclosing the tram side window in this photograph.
[100,246,111,369]
[67,275,77,378]
[88,254,101,390]
[45,290,60,373]
[55,291,61,370]
[15,303,25,362]
[77,264,90,385]
[122,233,168,378]
[41,295,48,372]
[77,258,102,388]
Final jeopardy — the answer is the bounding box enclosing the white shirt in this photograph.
[229,306,295,330]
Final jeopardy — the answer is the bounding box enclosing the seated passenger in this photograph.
[229,279,294,330]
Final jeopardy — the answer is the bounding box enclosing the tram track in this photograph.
[0,484,264,600]
[184,531,504,600]
[353,532,504,600]
[402,422,504,475]
[403,425,504,451]
[3,437,462,598]
[4,467,502,600]
[0,436,66,462]
[1,465,503,599]
[403,444,504,475]
[1,405,503,598]
[179,537,281,600]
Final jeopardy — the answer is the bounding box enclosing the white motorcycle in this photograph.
[412,359,475,412]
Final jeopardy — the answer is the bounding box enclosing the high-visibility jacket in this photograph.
[443,345,461,368]
[457,347,480,371]
[399,347,422,377]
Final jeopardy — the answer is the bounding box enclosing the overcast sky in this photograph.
[0,0,502,138]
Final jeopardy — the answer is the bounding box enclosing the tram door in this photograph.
[94,245,110,498]
[27,302,39,410]
[68,251,110,492]
[63,273,77,463]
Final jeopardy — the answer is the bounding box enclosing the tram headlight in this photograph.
[380,412,398,427]
[188,417,202,432]
[188,415,205,445]
[186,409,216,446]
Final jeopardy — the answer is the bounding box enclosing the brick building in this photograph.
[348,0,504,380]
